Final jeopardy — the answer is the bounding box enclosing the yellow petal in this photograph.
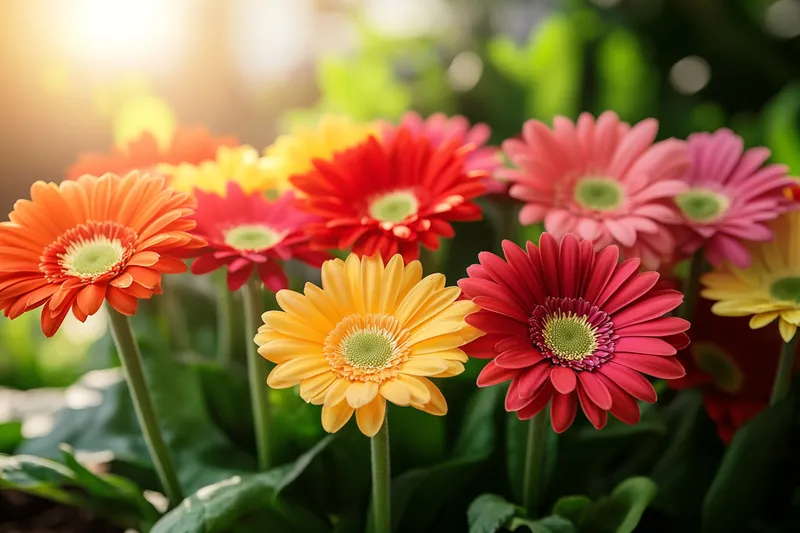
[407,319,468,346]
[361,253,383,314]
[345,381,379,409]
[412,332,472,354]
[397,374,431,404]
[403,286,461,332]
[257,338,323,364]
[401,356,449,376]
[299,372,337,405]
[431,348,469,362]
[750,312,779,330]
[303,283,342,325]
[324,378,351,406]
[397,259,423,305]
[345,253,365,315]
[261,310,327,343]
[321,258,351,314]
[395,274,441,325]
[321,401,354,433]
[267,357,330,388]
[411,377,448,416]
[781,309,800,325]
[431,360,465,378]
[276,290,335,332]
[779,318,798,342]
[356,395,386,437]
[378,255,404,314]
[710,299,779,317]
[380,379,412,406]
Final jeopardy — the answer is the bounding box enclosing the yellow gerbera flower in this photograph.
[159,145,285,196]
[262,115,374,181]
[702,211,800,342]
[254,253,480,437]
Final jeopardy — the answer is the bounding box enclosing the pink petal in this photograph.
[577,371,613,410]
[550,366,577,394]
[615,337,677,356]
[599,362,657,402]
[612,353,685,379]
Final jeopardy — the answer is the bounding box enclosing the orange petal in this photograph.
[76,283,107,316]
[106,286,138,316]
[127,251,160,267]
[41,306,70,337]
[126,266,161,288]
[151,256,187,274]
[110,273,134,288]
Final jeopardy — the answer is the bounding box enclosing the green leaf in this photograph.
[0,420,22,454]
[585,477,658,533]
[152,435,334,533]
[702,395,795,533]
[763,83,800,175]
[508,515,576,533]
[552,495,592,528]
[468,493,521,533]
[0,447,159,530]
[595,29,656,122]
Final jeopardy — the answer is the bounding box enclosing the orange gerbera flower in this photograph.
[0,172,204,336]
[67,127,236,180]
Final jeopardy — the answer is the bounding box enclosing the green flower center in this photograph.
[573,177,624,212]
[61,238,125,278]
[343,331,395,369]
[224,225,282,251]
[542,313,598,361]
[369,191,419,223]
[770,277,800,304]
[691,342,743,394]
[675,188,729,223]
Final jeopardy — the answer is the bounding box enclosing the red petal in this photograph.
[227,262,254,291]
[601,271,659,314]
[611,353,686,379]
[476,360,516,387]
[594,258,640,308]
[550,366,577,394]
[517,383,554,420]
[258,261,289,293]
[599,362,657,402]
[518,360,552,398]
[550,391,578,433]
[577,386,608,430]
[596,373,640,425]
[495,348,540,369]
[537,233,560,297]
[466,310,530,337]
[582,245,619,302]
[502,240,547,304]
[577,371,612,410]
[611,290,684,328]
[558,234,581,298]
[473,295,530,323]
[506,377,533,411]
[462,334,505,359]
[614,317,690,337]
[615,337,677,356]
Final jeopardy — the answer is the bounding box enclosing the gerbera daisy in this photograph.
[262,114,375,184]
[291,127,488,262]
[670,299,799,443]
[673,128,794,268]
[159,145,284,196]
[382,111,505,193]
[701,211,800,342]
[190,182,329,291]
[500,111,690,268]
[67,127,236,180]
[0,172,204,337]
[460,234,689,432]
[254,253,479,437]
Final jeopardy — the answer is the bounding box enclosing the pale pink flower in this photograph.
[673,128,795,268]
[501,111,690,268]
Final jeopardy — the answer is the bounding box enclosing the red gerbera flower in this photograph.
[460,234,689,432]
[190,182,329,291]
[670,299,800,443]
[67,127,236,180]
[290,127,488,263]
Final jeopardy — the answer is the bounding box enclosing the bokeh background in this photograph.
[1,0,799,456]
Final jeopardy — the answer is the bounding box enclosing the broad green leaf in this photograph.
[0,420,22,454]
[702,394,795,533]
[763,83,800,175]
[552,495,592,528]
[508,515,576,533]
[152,435,334,533]
[585,477,658,533]
[467,493,521,533]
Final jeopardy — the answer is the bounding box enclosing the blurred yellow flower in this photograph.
[263,115,375,182]
[254,253,480,437]
[702,211,800,342]
[160,145,283,196]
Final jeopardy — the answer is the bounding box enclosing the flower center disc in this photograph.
[691,342,743,394]
[369,191,419,223]
[675,188,729,223]
[542,313,599,361]
[64,239,124,277]
[770,277,800,304]
[41,221,137,282]
[224,224,282,251]
[324,314,411,382]
[573,177,624,212]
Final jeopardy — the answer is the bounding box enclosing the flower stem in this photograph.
[679,251,704,322]
[106,308,183,507]
[522,411,548,517]
[370,415,391,533]
[242,276,271,470]
[215,271,236,365]
[770,335,798,405]
[160,277,192,354]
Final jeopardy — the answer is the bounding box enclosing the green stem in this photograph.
[106,308,183,507]
[215,271,236,365]
[160,277,192,354]
[770,335,799,405]
[678,251,704,322]
[370,415,391,533]
[522,411,548,517]
[242,276,271,470]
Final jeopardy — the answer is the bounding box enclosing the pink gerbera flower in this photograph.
[460,234,689,432]
[673,128,795,268]
[190,182,328,291]
[501,111,690,268]
[383,111,505,193]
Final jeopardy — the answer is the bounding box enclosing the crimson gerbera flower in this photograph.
[190,182,329,291]
[67,127,236,180]
[290,127,488,262]
[670,299,799,443]
[460,234,689,432]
